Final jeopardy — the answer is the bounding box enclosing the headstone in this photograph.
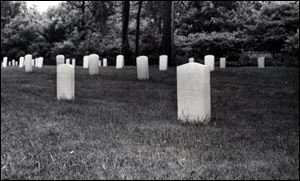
[19,57,24,68]
[72,59,76,67]
[57,64,75,100]
[12,59,15,66]
[8,61,12,66]
[177,63,211,123]
[35,58,38,67]
[66,59,70,65]
[25,54,33,72]
[258,57,265,68]
[83,56,89,69]
[16,62,18,66]
[88,54,99,75]
[32,59,35,66]
[220,57,226,68]
[204,55,215,71]
[56,55,65,66]
[37,57,44,68]
[116,55,124,69]
[99,60,102,67]
[2,57,8,68]
[159,55,168,71]
[103,58,107,67]
[136,56,149,80]
[189,58,194,63]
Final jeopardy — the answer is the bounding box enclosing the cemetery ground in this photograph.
[1,66,299,179]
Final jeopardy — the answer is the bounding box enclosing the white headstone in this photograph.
[57,64,75,100]
[220,57,226,68]
[19,57,24,68]
[136,56,149,80]
[2,57,8,68]
[32,59,35,66]
[204,55,215,71]
[37,57,44,68]
[99,60,102,67]
[16,62,18,66]
[72,59,76,67]
[159,55,168,71]
[8,61,12,66]
[83,56,89,69]
[258,57,265,68]
[66,59,70,65]
[88,54,99,75]
[189,57,194,63]
[116,55,124,69]
[56,55,65,66]
[177,63,211,123]
[25,54,33,72]
[12,59,15,66]
[103,58,107,67]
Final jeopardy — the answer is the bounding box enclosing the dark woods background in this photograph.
[1,1,299,66]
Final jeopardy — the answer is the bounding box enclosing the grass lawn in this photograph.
[1,65,299,179]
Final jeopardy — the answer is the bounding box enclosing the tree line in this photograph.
[1,1,299,66]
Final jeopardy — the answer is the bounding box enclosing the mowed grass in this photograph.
[1,65,299,179]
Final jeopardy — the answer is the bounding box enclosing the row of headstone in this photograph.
[56,55,76,67]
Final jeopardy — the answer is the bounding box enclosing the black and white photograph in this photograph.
[1,1,299,180]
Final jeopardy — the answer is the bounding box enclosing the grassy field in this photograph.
[1,65,299,179]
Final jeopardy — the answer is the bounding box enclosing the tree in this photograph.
[161,1,174,65]
[135,1,143,57]
[67,1,87,40]
[121,1,130,61]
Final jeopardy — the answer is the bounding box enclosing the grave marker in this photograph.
[89,54,99,75]
[159,55,168,71]
[177,63,211,123]
[116,55,124,69]
[136,56,149,80]
[220,57,226,68]
[25,54,33,72]
[204,55,215,71]
[57,64,75,100]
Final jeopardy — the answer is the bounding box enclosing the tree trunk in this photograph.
[122,1,130,61]
[171,1,175,65]
[161,1,174,66]
[135,1,143,58]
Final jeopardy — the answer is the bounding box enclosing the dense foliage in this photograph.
[1,1,299,66]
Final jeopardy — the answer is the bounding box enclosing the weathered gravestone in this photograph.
[19,57,24,68]
[177,63,211,123]
[220,57,226,68]
[189,57,194,63]
[159,55,168,71]
[66,59,70,65]
[8,61,11,66]
[258,57,265,68]
[2,57,8,68]
[116,55,124,69]
[103,58,107,67]
[99,60,102,67]
[89,54,99,75]
[204,55,215,71]
[16,62,18,66]
[136,56,149,80]
[56,55,65,66]
[72,59,76,67]
[83,56,89,69]
[57,64,75,100]
[25,54,33,72]
[12,59,15,66]
[32,59,35,66]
